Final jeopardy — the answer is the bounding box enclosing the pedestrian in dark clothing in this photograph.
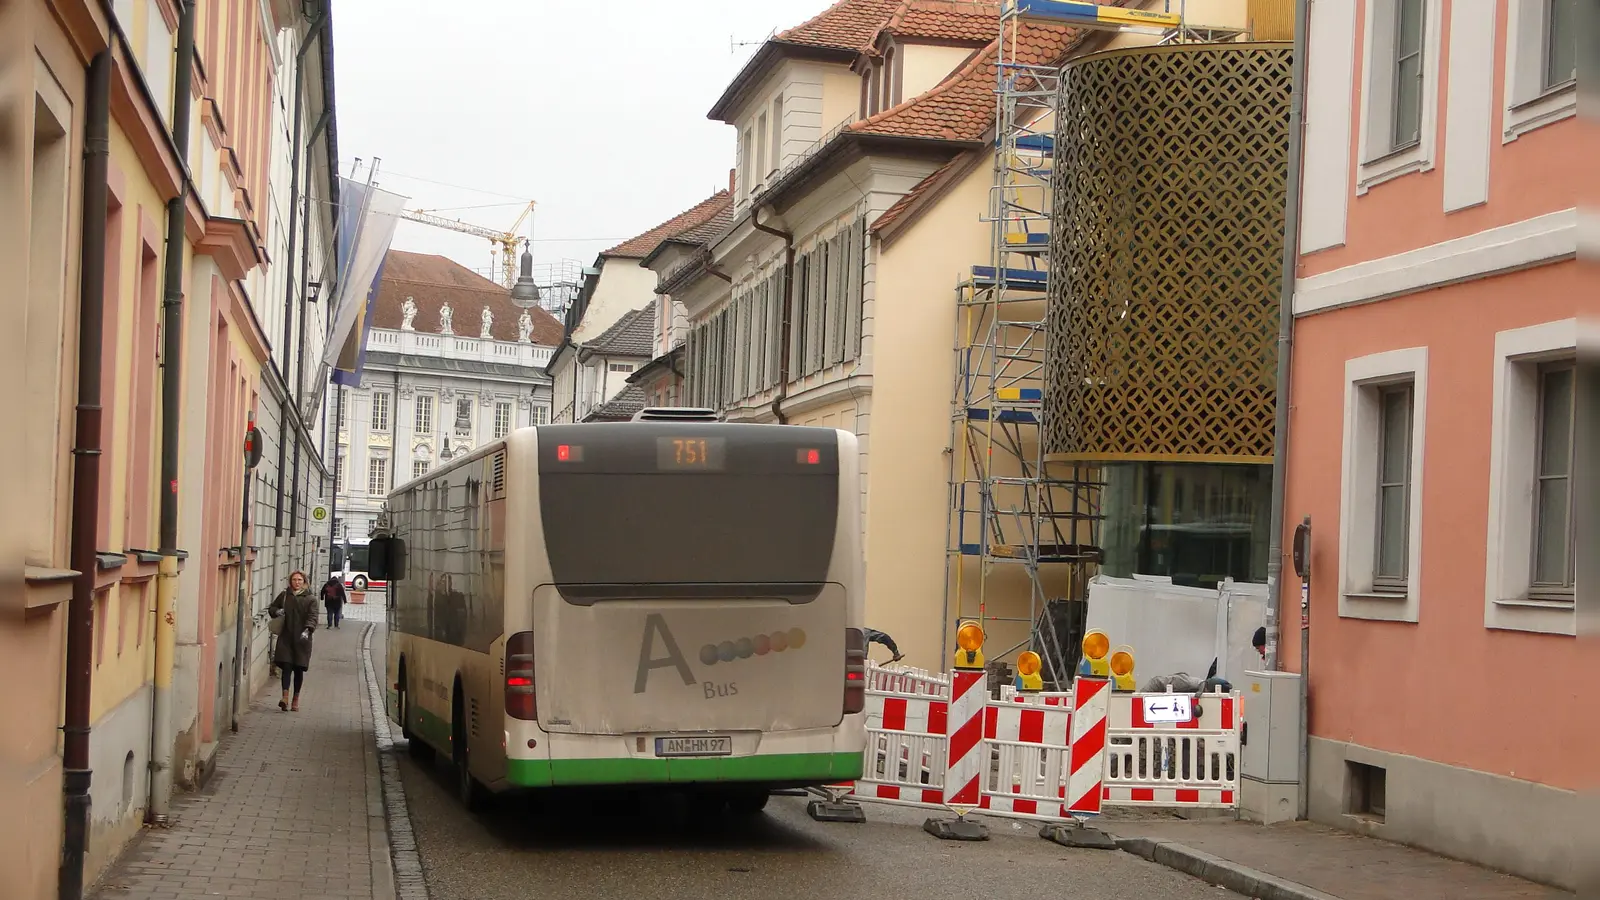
[863,627,904,663]
[269,571,318,712]
[321,576,346,629]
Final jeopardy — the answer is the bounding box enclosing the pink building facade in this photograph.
[1285,0,1588,889]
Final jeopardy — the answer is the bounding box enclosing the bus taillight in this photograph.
[505,631,537,721]
[843,628,866,715]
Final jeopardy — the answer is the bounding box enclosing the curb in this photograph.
[1117,837,1345,900]
[360,623,432,900]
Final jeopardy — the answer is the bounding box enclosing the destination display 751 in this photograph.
[656,436,726,470]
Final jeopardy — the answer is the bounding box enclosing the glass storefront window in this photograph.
[1101,462,1272,588]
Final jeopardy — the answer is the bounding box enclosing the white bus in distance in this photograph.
[367,409,868,813]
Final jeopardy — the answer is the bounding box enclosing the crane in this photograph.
[399,199,536,288]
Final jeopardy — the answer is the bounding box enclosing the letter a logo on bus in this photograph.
[634,614,696,694]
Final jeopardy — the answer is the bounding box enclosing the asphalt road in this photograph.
[394,751,1243,900]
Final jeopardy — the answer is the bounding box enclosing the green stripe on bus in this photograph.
[505,752,864,787]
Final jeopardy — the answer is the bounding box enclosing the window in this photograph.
[741,126,754,199]
[1357,0,1440,191]
[414,395,433,435]
[367,457,389,496]
[1485,320,1577,634]
[1505,0,1578,140]
[455,397,473,430]
[494,400,513,438]
[1338,347,1428,623]
[770,96,783,174]
[371,392,390,432]
[1373,384,1413,589]
[1531,362,1575,594]
[531,405,549,426]
[338,388,349,426]
[412,460,429,481]
[608,362,634,374]
[1389,0,1425,149]
[1543,0,1576,91]
[755,112,768,189]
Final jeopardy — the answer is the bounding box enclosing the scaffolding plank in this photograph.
[1010,0,1180,31]
[964,408,1039,424]
[970,266,1049,290]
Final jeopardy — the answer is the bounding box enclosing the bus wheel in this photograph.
[452,692,487,812]
[400,680,432,761]
[727,788,770,815]
[353,575,368,591]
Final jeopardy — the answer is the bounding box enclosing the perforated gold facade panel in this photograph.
[1045,43,1291,463]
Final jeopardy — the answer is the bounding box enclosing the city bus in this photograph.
[368,412,868,813]
[331,538,386,592]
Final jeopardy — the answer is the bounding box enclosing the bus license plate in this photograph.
[655,736,733,758]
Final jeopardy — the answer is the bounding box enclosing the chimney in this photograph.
[728,167,736,195]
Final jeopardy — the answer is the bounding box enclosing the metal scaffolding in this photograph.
[943,2,1250,687]
[945,2,1094,690]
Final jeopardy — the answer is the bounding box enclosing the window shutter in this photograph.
[789,253,808,383]
[845,217,865,362]
[807,243,827,375]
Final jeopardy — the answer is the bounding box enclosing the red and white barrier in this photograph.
[826,662,1243,830]
[943,669,987,809]
[1101,691,1241,808]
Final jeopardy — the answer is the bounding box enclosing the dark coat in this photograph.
[321,579,346,609]
[270,587,319,669]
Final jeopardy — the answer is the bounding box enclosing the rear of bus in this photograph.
[498,421,867,793]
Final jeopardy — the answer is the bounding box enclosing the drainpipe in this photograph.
[1263,0,1309,674]
[752,209,793,425]
[150,0,196,823]
[328,381,344,576]
[59,42,112,900]
[275,7,328,536]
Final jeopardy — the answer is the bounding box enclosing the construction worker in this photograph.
[863,627,904,663]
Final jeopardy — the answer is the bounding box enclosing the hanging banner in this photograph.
[322,175,408,387]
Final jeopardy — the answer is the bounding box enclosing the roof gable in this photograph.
[372,250,564,346]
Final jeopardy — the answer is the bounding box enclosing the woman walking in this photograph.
[269,571,318,712]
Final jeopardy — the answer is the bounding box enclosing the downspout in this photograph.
[1264,0,1309,675]
[150,0,196,824]
[328,382,344,571]
[751,209,793,425]
[274,7,329,535]
[60,41,112,900]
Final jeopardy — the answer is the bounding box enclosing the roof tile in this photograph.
[849,18,1083,142]
[604,190,733,259]
[581,307,656,358]
[882,0,1001,44]
[777,0,904,49]
[582,383,648,422]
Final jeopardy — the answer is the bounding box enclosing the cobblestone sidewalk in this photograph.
[92,623,394,900]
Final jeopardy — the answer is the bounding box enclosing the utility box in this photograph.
[1240,669,1301,824]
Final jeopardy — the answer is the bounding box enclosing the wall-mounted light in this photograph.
[307,281,323,304]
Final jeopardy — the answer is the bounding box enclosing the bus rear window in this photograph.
[540,473,839,589]
[537,424,841,591]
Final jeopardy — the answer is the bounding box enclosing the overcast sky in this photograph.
[330,0,825,285]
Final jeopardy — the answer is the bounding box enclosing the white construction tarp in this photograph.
[1083,575,1268,685]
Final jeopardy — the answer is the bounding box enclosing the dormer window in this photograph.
[884,46,898,108]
